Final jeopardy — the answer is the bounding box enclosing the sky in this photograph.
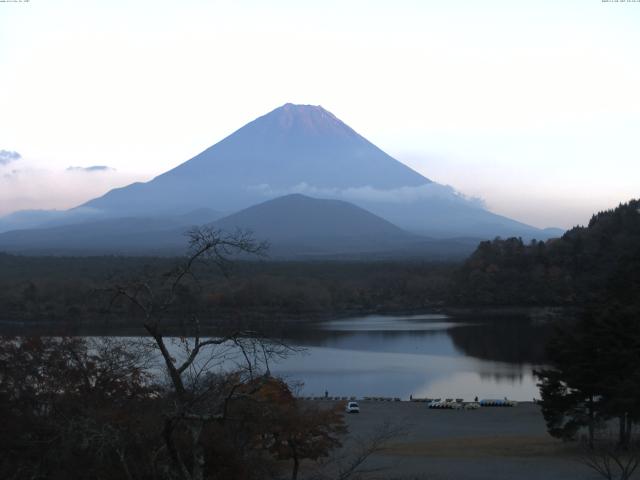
[1,0,639,228]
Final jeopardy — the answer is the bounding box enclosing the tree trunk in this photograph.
[588,396,595,449]
[619,415,627,448]
[163,417,192,480]
[624,414,633,448]
[289,441,299,480]
[146,328,186,396]
[117,448,134,480]
[291,456,299,480]
[190,421,205,480]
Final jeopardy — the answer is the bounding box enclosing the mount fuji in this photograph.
[0,103,562,255]
[78,103,555,239]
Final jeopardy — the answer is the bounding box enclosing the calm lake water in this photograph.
[4,312,549,402]
[267,313,548,401]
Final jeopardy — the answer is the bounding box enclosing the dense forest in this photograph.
[0,255,455,329]
[454,199,640,307]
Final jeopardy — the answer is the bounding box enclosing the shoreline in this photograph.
[0,304,568,336]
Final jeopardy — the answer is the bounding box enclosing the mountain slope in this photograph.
[0,210,221,255]
[211,194,417,255]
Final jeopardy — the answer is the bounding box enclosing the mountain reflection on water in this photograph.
[271,314,550,401]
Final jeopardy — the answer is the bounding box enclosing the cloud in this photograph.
[2,169,20,180]
[66,165,116,173]
[0,166,148,216]
[247,182,486,209]
[0,150,21,166]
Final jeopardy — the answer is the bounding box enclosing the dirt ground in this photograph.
[312,401,612,480]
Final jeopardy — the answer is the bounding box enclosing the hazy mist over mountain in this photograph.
[0,194,481,259]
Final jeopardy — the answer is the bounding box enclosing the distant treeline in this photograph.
[0,255,456,326]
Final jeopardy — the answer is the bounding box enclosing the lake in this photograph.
[2,312,549,401]
[268,313,548,401]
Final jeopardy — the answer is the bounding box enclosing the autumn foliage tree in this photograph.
[253,378,346,480]
[0,336,159,480]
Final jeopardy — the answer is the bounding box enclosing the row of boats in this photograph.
[302,396,518,407]
[422,398,518,409]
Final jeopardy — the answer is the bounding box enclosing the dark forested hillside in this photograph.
[454,199,640,307]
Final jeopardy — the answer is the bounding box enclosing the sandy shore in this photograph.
[313,401,603,480]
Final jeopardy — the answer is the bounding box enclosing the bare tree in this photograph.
[310,420,406,480]
[111,227,296,480]
[580,437,640,480]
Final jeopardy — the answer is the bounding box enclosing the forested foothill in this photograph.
[453,199,640,308]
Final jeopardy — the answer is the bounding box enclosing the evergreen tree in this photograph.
[536,306,640,448]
